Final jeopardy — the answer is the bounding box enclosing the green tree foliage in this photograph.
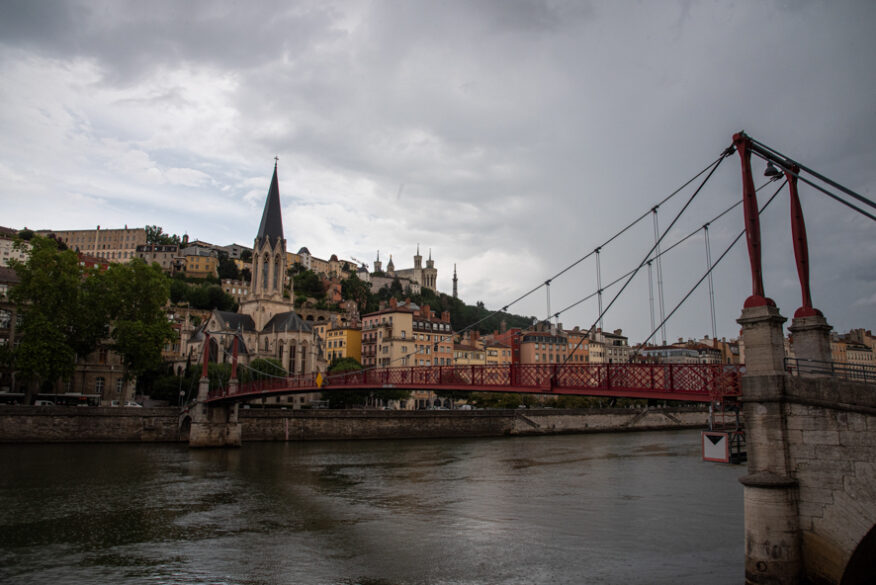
[102,259,176,380]
[168,274,235,311]
[217,256,240,280]
[240,249,252,263]
[145,225,181,246]
[293,269,325,300]
[340,273,371,312]
[246,357,286,380]
[9,237,98,387]
[8,239,176,391]
[324,357,366,408]
[329,357,362,373]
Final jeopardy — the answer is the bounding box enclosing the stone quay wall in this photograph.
[0,405,714,444]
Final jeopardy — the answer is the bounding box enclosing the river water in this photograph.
[0,430,744,585]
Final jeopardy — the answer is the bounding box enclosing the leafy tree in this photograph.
[293,269,325,300]
[145,225,181,246]
[240,249,252,263]
[340,273,372,312]
[47,233,68,250]
[217,256,240,280]
[102,259,175,381]
[245,357,286,381]
[323,358,367,408]
[8,236,101,391]
[17,229,34,241]
[240,267,252,282]
[373,387,412,403]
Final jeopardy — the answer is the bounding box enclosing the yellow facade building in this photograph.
[454,343,485,365]
[184,254,218,279]
[325,325,362,364]
[485,341,512,365]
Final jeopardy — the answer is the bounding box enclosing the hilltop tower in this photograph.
[373,250,382,274]
[452,264,458,298]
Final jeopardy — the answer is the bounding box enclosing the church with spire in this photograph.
[188,162,325,405]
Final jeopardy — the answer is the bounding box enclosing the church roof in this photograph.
[214,311,257,332]
[256,163,284,247]
[262,311,312,333]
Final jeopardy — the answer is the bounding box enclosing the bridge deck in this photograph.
[206,363,742,404]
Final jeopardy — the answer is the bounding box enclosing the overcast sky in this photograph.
[1,0,874,343]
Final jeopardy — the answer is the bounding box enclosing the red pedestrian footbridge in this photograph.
[205,363,743,405]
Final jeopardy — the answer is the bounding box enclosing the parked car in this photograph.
[33,400,55,406]
[124,401,143,408]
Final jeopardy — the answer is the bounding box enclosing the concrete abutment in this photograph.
[188,377,242,448]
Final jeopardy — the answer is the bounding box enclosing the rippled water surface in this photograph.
[0,430,744,584]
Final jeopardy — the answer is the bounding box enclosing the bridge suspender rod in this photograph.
[652,208,667,344]
[418,153,731,354]
[552,183,759,320]
[634,180,787,353]
[595,248,603,330]
[704,224,717,339]
[202,333,210,379]
[545,280,552,324]
[647,260,656,335]
[560,151,731,369]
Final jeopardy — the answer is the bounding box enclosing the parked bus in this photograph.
[34,393,102,406]
[0,393,26,405]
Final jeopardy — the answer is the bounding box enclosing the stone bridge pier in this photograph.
[739,304,875,585]
[187,377,241,448]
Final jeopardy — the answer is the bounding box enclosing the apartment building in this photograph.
[42,226,146,263]
[361,299,453,368]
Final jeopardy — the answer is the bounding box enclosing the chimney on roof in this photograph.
[390,298,398,309]
[442,311,450,323]
[422,304,430,318]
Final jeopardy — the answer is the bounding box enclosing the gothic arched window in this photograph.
[273,255,280,291]
[262,254,270,291]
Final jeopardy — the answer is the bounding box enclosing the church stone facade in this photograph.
[189,163,325,406]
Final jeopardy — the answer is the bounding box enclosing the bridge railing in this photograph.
[214,363,743,401]
[785,358,876,384]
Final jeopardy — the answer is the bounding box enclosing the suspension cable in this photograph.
[632,179,787,356]
[555,149,733,368]
[585,150,730,334]
[458,151,737,338]
[748,135,875,211]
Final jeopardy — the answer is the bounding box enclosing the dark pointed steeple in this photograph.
[256,160,284,247]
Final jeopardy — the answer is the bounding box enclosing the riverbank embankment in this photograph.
[0,404,718,443]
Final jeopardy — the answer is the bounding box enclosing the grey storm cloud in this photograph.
[1,0,874,342]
